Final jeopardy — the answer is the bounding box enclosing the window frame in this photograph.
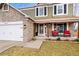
[53,4,68,16]
[2,4,9,11]
[57,4,64,14]
[35,6,48,17]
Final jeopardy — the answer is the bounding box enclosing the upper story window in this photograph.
[35,6,47,17]
[73,4,79,16]
[53,4,67,16]
[58,5,63,14]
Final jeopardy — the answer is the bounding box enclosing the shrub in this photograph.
[48,39,51,40]
[32,37,36,41]
[75,38,79,42]
[56,37,61,41]
[45,38,51,41]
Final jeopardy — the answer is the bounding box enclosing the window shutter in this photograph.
[64,4,67,14]
[44,7,47,15]
[36,8,38,16]
[54,5,57,15]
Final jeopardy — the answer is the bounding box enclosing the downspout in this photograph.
[78,22,79,38]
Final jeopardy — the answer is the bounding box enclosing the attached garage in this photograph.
[0,3,34,42]
[0,21,23,41]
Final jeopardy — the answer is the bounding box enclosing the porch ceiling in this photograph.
[34,16,79,23]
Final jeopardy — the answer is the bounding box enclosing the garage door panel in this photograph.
[0,21,23,41]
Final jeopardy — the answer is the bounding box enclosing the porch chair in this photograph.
[52,30,59,36]
[64,30,71,37]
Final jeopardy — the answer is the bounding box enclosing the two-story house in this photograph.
[21,3,79,40]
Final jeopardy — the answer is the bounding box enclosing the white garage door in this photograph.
[0,21,23,41]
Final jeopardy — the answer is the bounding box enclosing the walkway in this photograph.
[23,40,43,49]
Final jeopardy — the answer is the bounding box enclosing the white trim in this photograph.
[53,4,68,16]
[67,23,69,30]
[21,8,34,10]
[0,21,23,26]
[52,23,54,31]
[38,24,47,37]
[38,24,44,36]
[44,24,47,36]
[35,6,48,17]
[73,4,75,16]
[2,3,9,11]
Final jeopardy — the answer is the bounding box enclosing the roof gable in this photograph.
[0,3,34,21]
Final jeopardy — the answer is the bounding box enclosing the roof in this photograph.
[9,4,30,18]
[20,3,58,10]
[10,4,34,22]
[34,17,79,23]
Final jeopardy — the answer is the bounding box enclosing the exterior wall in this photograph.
[68,4,73,16]
[23,20,34,42]
[0,5,25,22]
[21,4,74,20]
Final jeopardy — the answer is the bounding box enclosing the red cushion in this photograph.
[64,30,70,36]
[52,31,59,36]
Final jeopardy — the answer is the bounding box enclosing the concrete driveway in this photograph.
[0,40,21,53]
[0,40,44,53]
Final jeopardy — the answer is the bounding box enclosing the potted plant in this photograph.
[74,38,79,43]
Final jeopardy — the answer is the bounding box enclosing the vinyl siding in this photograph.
[21,4,74,20]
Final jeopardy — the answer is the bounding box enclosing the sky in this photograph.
[10,3,34,8]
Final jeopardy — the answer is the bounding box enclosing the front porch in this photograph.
[34,18,79,40]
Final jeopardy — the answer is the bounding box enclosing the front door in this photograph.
[38,24,47,36]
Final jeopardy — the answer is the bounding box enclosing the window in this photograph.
[38,7,43,16]
[73,4,79,16]
[58,5,63,14]
[2,4,9,11]
[54,23,67,33]
[53,4,67,16]
[39,24,43,34]
[35,6,47,16]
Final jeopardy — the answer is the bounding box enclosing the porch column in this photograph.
[52,23,54,31]
[67,23,69,30]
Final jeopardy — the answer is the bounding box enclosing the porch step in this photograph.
[35,36,48,40]
[35,36,77,40]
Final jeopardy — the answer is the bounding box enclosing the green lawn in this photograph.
[0,40,79,56]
